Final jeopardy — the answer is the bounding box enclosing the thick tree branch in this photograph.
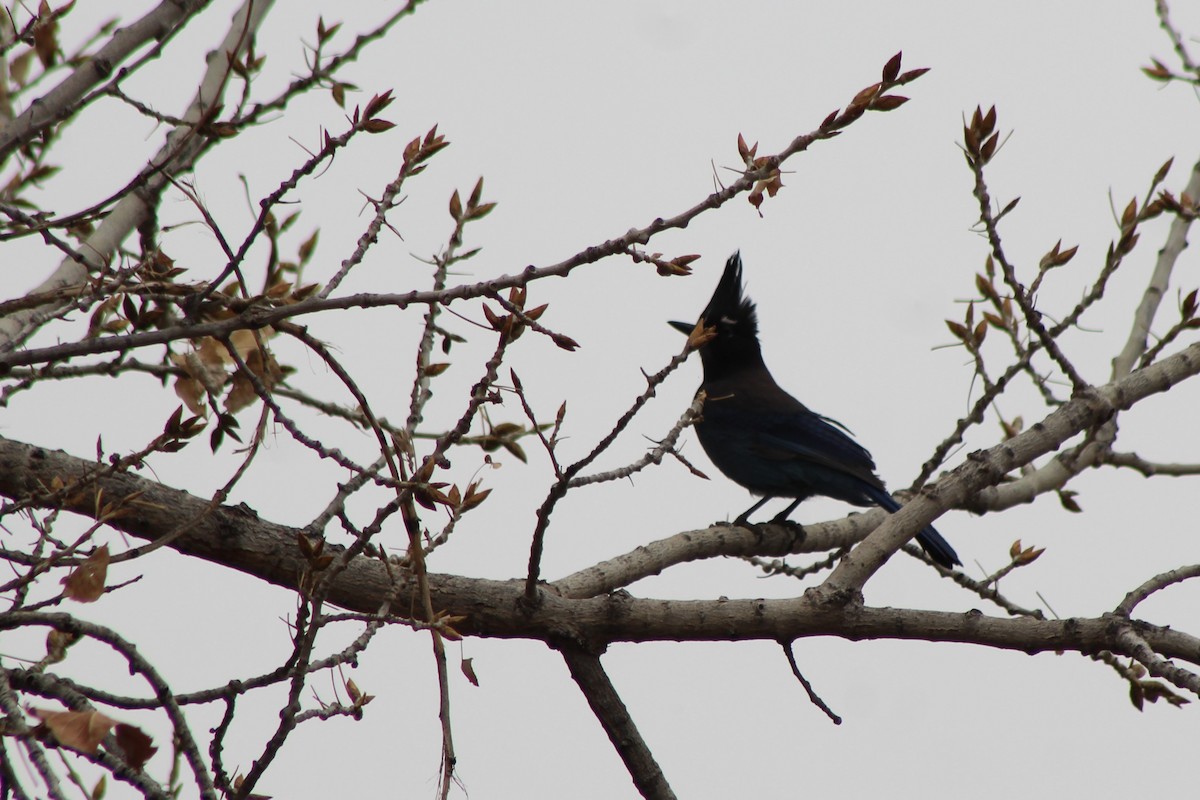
[0,0,213,163]
[2,431,1199,674]
[822,341,1200,593]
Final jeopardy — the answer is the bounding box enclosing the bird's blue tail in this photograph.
[866,488,960,568]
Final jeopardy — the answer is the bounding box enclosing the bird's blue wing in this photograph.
[752,409,882,493]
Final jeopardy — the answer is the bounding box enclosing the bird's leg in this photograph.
[763,499,807,546]
[770,498,802,524]
[733,496,772,527]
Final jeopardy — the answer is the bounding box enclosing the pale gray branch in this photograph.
[0,0,274,352]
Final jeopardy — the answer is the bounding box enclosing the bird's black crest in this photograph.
[701,252,759,339]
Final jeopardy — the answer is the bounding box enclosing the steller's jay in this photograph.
[670,252,960,568]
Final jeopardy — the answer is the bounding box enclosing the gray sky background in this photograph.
[8,2,1200,797]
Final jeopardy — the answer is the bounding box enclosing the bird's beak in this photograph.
[668,320,694,336]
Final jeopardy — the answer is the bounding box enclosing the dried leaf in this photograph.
[461,657,480,686]
[1058,489,1082,513]
[115,723,157,771]
[345,678,373,707]
[173,376,206,416]
[61,545,109,602]
[32,708,115,753]
[460,484,491,512]
[945,320,969,342]
[224,371,257,413]
[32,0,60,68]
[44,629,78,664]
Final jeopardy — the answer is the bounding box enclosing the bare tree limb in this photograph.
[560,643,677,800]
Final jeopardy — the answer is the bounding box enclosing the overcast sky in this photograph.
[8,2,1200,797]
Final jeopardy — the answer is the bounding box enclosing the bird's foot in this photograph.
[768,514,805,534]
[730,516,806,545]
[769,518,806,548]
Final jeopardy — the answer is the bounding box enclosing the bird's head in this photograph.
[669,252,765,374]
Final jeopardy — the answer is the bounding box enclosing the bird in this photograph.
[670,252,960,568]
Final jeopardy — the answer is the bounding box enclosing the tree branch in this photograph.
[559,643,676,800]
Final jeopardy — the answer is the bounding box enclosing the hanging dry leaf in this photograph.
[173,373,207,416]
[61,545,109,602]
[346,678,374,708]
[32,0,60,68]
[461,657,480,686]
[31,707,116,753]
[115,723,158,771]
[44,629,79,664]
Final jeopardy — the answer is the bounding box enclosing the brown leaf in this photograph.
[871,95,909,111]
[1136,679,1190,708]
[1141,59,1171,81]
[461,657,480,686]
[460,484,491,512]
[1181,288,1198,318]
[882,51,902,83]
[1130,680,1145,711]
[973,320,987,346]
[224,370,257,413]
[1121,198,1138,228]
[552,333,580,351]
[115,723,157,771]
[1014,546,1045,565]
[61,545,109,602]
[265,281,292,299]
[32,0,59,68]
[1153,157,1174,185]
[736,132,747,159]
[173,375,206,416]
[31,708,115,753]
[501,439,527,463]
[1058,489,1082,513]
[482,304,505,331]
[363,90,394,118]
[469,176,485,208]
[228,329,263,360]
[945,320,969,342]
[44,629,78,664]
[362,118,395,134]
[10,50,32,87]
[850,82,882,107]
[345,678,373,707]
